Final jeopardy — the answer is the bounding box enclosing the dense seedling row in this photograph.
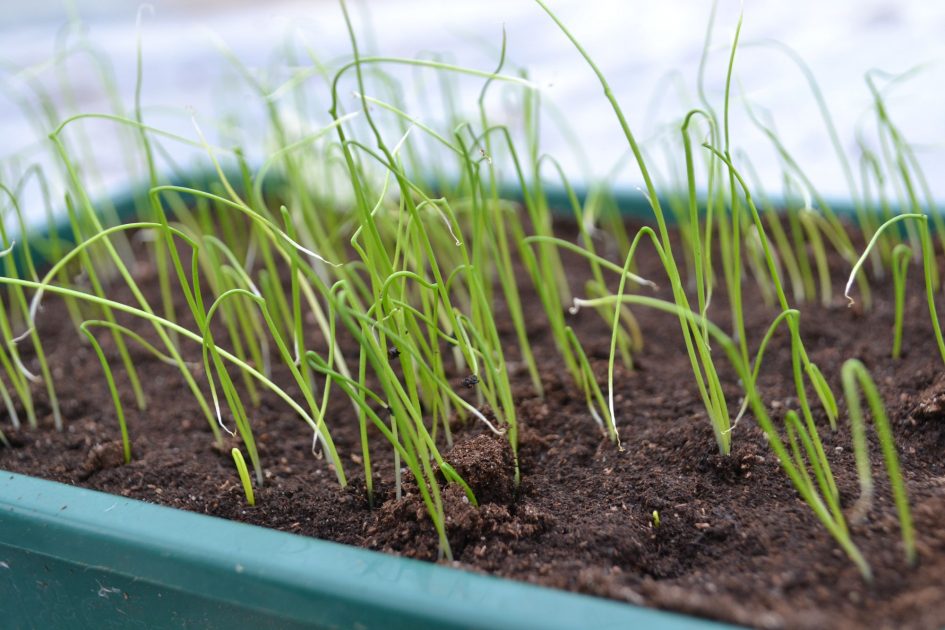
[0,1,938,576]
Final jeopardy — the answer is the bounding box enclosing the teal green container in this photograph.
[0,472,734,629]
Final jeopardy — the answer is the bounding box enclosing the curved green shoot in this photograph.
[568,291,871,578]
[845,214,945,366]
[798,208,833,307]
[702,146,841,437]
[534,0,734,455]
[231,448,256,507]
[891,243,911,359]
[0,187,61,429]
[3,277,347,485]
[841,359,915,565]
[79,322,132,464]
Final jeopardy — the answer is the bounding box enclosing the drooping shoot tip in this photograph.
[10,326,33,345]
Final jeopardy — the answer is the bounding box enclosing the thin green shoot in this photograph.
[535,0,735,454]
[231,448,256,507]
[845,214,945,366]
[891,243,911,359]
[6,277,346,485]
[566,291,871,578]
[798,207,832,307]
[0,187,62,429]
[841,359,915,565]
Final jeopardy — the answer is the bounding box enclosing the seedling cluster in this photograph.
[0,1,938,578]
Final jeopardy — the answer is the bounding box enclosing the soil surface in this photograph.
[3,219,945,629]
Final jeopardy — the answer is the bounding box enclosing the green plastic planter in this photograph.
[0,182,749,628]
[0,472,735,629]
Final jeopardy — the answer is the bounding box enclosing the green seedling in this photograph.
[841,359,914,565]
[891,243,911,358]
[231,448,256,507]
[2,0,934,575]
[846,214,945,366]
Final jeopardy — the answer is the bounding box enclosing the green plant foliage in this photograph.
[0,0,935,574]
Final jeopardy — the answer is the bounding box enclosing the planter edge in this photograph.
[0,471,735,629]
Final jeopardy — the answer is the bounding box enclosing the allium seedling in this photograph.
[231,448,256,507]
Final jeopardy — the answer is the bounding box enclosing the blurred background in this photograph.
[3,0,945,225]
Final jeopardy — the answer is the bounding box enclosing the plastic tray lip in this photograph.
[0,469,737,629]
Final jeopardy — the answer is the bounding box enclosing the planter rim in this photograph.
[0,471,736,629]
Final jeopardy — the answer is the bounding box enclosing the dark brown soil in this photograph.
[3,219,945,629]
